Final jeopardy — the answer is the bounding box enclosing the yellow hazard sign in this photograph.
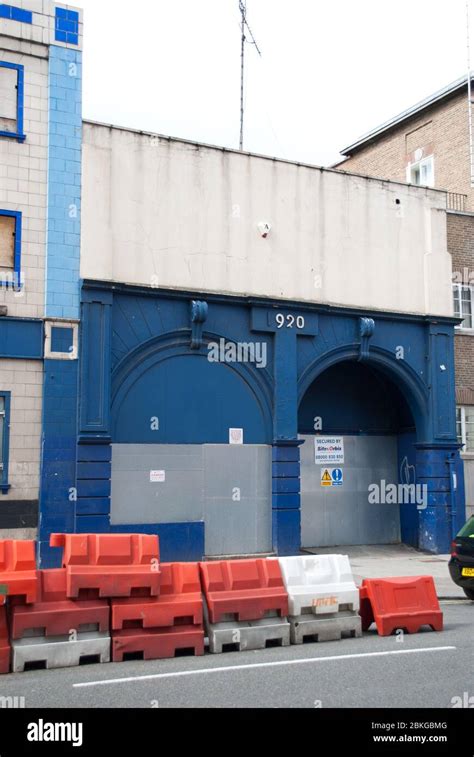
[321,468,332,487]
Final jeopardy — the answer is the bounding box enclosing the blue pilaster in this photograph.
[38,43,83,567]
[272,440,304,554]
[252,307,318,555]
[416,445,465,554]
[38,360,78,567]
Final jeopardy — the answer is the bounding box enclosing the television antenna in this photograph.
[239,1,262,151]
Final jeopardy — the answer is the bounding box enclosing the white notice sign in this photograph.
[314,437,344,465]
[229,428,244,445]
[150,470,166,483]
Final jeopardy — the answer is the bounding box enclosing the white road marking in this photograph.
[73,645,457,688]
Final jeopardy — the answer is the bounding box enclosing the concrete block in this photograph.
[289,612,362,644]
[12,631,110,672]
[205,602,290,654]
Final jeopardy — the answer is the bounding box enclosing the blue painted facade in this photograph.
[34,281,465,566]
[38,39,82,567]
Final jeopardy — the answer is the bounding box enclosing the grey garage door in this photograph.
[300,435,400,548]
[111,444,272,556]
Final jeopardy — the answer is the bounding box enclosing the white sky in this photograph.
[80,0,470,166]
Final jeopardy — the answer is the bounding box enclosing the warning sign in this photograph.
[321,468,344,487]
[321,469,333,487]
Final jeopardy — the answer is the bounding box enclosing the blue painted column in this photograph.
[76,291,113,535]
[38,43,83,568]
[252,308,318,555]
[415,324,466,553]
[416,446,464,553]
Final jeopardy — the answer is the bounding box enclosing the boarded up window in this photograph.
[0,216,15,269]
[0,66,18,133]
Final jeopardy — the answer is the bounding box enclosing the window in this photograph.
[0,211,21,289]
[457,406,474,453]
[453,284,474,330]
[407,156,434,187]
[0,393,11,494]
[0,62,25,142]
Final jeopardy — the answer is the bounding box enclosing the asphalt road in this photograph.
[0,601,472,709]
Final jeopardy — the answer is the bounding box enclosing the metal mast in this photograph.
[239,1,262,151]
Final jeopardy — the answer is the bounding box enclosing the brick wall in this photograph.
[339,89,473,211]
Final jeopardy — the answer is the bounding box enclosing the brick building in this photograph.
[336,75,474,520]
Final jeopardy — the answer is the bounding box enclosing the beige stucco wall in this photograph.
[81,123,453,318]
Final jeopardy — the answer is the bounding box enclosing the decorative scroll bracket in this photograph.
[359,317,375,362]
[190,300,208,350]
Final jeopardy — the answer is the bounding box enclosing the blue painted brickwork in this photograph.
[55,7,79,45]
[38,360,79,567]
[51,326,74,354]
[0,4,32,23]
[46,45,82,320]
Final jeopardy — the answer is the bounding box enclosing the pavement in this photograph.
[303,544,465,598]
[0,602,470,708]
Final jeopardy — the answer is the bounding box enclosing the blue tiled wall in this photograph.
[55,8,79,46]
[46,45,82,320]
[0,4,32,23]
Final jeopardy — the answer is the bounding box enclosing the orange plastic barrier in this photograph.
[112,562,202,630]
[0,540,38,604]
[10,569,110,640]
[50,534,160,599]
[0,606,10,674]
[199,558,289,623]
[359,576,443,636]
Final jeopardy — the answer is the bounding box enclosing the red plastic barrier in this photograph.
[0,540,38,604]
[200,558,289,623]
[112,625,204,662]
[0,606,10,674]
[359,576,443,636]
[112,562,202,630]
[50,534,160,599]
[10,569,110,640]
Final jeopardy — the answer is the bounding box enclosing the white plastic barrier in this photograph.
[277,555,359,616]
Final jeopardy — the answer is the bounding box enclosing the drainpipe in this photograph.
[446,454,457,540]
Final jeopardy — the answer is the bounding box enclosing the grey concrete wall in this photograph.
[111,444,272,556]
[300,435,400,548]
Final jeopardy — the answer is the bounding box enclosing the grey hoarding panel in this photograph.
[111,444,272,556]
[300,435,400,548]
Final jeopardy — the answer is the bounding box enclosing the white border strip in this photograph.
[74,646,456,688]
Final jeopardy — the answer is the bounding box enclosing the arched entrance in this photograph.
[298,359,419,549]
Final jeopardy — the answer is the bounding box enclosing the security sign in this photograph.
[315,437,344,465]
[321,468,344,487]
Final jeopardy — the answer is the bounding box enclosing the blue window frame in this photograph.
[0,61,25,142]
[0,210,22,290]
[0,392,11,494]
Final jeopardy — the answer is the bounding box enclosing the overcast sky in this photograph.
[80,0,470,166]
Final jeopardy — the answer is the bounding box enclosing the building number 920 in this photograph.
[275,313,305,329]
